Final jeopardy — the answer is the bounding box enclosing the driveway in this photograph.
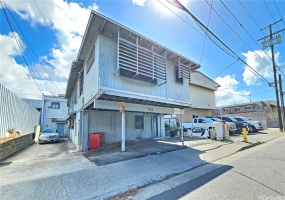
[82,129,283,166]
[0,138,94,186]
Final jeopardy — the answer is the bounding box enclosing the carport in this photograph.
[77,96,188,152]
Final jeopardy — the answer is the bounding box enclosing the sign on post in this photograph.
[174,108,180,115]
[119,102,125,112]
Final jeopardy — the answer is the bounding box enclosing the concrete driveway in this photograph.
[0,138,94,186]
[82,129,284,166]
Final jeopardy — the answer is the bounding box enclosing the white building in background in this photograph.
[65,11,220,151]
[41,95,68,137]
[24,95,68,137]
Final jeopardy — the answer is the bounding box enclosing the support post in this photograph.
[279,74,285,131]
[180,113,183,143]
[41,93,44,130]
[180,109,184,143]
[258,20,284,131]
[269,24,283,131]
[121,111,126,152]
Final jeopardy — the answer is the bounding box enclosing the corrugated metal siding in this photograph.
[83,36,100,105]
[189,84,216,106]
[0,84,40,138]
[23,99,42,109]
[190,71,219,90]
[99,34,190,102]
[88,110,152,143]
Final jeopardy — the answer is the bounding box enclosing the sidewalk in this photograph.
[0,129,284,200]
[83,128,283,166]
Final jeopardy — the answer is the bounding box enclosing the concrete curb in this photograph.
[106,133,284,200]
[95,160,207,200]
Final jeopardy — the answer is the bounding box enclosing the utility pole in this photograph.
[279,74,285,131]
[258,19,285,132]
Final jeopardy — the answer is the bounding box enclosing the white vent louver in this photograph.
[178,58,191,81]
[117,29,166,82]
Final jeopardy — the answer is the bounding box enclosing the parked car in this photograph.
[220,117,249,133]
[38,128,59,144]
[210,117,237,134]
[182,117,214,138]
[234,117,264,133]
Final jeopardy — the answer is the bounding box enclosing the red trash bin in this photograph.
[89,133,100,149]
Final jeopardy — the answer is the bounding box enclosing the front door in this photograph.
[151,114,158,138]
[57,123,65,137]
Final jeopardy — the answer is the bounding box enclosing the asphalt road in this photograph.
[147,137,285,200]
[0,138,94,186]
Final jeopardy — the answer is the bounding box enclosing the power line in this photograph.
[160,0,237,59]
[189,0,272,85]
[34,0,72,60]
[220,0,273,64]
[3,0,61,94]
[162,0,275,92]
[217,88,273,97]
[205,0,274,75]
[157,0,204,36]
[0,0,42,93]
[199,0,213,65]
[263,0,284,41]
[237,0,265,36]
[263,0,276,22]
[273,0,285,28]
[164,0,284,104]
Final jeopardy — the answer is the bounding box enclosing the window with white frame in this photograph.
[51,102,60,109]
[234,107,240,112]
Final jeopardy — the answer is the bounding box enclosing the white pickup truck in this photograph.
[182,117,216,139]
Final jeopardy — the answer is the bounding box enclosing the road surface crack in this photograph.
[61,173,70,200]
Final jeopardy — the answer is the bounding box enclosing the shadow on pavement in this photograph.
[148,164,233,200]
[83,138,188,166]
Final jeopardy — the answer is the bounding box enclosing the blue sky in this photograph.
[0,0,285,106]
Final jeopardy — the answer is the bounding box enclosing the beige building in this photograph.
[183,71,220,122]
[212,100,279,129]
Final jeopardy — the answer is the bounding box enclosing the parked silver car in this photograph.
[234,117,264,133]
[39,128,59,144]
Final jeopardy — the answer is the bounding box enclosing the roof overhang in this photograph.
[65,11,201,99]
[97,94,190,109]
[65,61,83,98]
[66,112,76,120]
[82,87,197,109]
[77,11,201,68]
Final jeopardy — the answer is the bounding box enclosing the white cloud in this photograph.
[215,75,250,106]
[132,0,147,6]
[1,0,99,98]
[0,33,66,99]
[242,50,281,86]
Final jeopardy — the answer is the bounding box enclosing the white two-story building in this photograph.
[65,11,220,151]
